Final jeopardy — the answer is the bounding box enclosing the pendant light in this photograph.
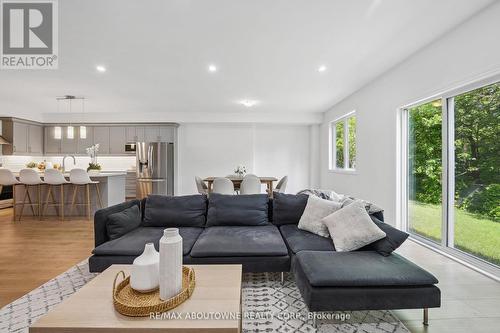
[67,98,74,139]
[55,98,62,139]
[80,98,86,139]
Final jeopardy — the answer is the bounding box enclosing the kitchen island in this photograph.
[13,172,126,219]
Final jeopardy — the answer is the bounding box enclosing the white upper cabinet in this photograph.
[144,126,160,142]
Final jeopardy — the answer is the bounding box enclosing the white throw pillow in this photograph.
[322,200,386,251]
[298,195,342,238]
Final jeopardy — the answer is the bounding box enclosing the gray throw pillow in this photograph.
[322,200,386,251]
[106,205,142,240]
[298,195,342,238]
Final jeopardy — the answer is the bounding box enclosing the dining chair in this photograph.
[195,176,208,195]
[274,176,288,193]
[240,174,261,195]
[43,169,70,221]
[19,168,44,221]
[0,169,21,220]
[69,168,103,220]
[212,177,234,195]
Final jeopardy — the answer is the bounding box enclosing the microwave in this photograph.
[125,143,137,152]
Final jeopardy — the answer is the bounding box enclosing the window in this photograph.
[330,112,356,171]
[403,80,500,274]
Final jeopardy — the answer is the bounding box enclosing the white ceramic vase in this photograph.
[159,228,183,301]
[130,243,159,293]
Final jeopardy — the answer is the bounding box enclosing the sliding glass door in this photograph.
[452,83,500,266]
[404,80,500,271]
[407,100,443,243]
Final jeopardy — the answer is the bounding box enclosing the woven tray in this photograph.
[112,266,195,317]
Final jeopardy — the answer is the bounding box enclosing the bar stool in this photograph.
[18,168,44,221]
[0,169,21,221]
[43,169,69,221]
[69,168,103,220]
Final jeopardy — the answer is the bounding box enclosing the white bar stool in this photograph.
[18,168,44,221]
[43,169,70,221]
[69,168,103,220]
[0,169,21,221]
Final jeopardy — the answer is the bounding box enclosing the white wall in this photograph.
[320,3,500,226]
[178,123,316,195]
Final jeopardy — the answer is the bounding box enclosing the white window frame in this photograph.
[329,111,356,172]
[400,74,500,280]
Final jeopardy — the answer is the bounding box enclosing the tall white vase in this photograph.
[130,243,159,292]
[159,228,183,301]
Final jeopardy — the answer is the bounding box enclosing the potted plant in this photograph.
[86,144,102,174]
[234,165,246,178]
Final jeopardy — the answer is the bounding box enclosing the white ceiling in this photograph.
[0,0,495,123]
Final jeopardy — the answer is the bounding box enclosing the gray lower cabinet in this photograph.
[93,127,110,154]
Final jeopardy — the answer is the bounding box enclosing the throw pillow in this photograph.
[206,193,269,226]
[297,195,342,238]
[359,217,409,256]
[322,200,386,251]
[272,192,309,225]
[143,194,207,227]
[106,205,142,240]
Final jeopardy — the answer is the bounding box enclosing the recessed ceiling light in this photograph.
[208,64,217,72]
[317,65,327,72]
[96,65,106,72]
[239,99,259,108]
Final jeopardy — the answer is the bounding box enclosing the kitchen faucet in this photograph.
[62,155,76,173]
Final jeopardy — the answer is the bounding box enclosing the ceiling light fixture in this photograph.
[96,65,106,72]
[208,64,217,72]
[239,99,259,108]
[317,65,327,72]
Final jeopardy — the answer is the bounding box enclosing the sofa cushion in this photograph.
[295,251,439,287]
[206,193,269,227]
[272,192,308,225]
[93,227,203,256]
[298,195,342,238]
[322,200,386,252]
[359,217,409,256]
[143,195,207,227]
[279,224,335,254]
[190,225,288,257]
[106,205,142,240]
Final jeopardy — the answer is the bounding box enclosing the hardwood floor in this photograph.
[0,208,94,307]
[1,206,499,333]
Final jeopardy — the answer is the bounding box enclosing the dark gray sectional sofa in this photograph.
[89,192,440,325]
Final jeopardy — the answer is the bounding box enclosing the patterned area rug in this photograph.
[0,260,409,333]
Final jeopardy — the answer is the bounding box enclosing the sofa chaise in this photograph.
[89,192,440,325]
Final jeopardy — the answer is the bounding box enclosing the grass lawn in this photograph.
[409,201,500,266]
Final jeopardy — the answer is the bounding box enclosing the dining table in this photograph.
[203,176,278,197]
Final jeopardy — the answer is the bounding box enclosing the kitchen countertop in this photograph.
[10,171,127,178]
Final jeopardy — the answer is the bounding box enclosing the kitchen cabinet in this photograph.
[135,127,145,142]
[0,118,44,155]
[93,127,110,154]
[44,126,62,154]
[77,126,94,154]
[159,126,175,142]
[109,127,126,154]
[144,126,160,142]
[28,124,43,154]
[125,126,136,142]
[12,122,29,154]
[61,127,78,154]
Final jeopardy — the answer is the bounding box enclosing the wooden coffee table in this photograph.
[30,264,242,333]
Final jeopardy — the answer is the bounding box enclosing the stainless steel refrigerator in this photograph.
[136,142,174,198]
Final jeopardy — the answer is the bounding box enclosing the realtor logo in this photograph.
[1,0,58,69]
